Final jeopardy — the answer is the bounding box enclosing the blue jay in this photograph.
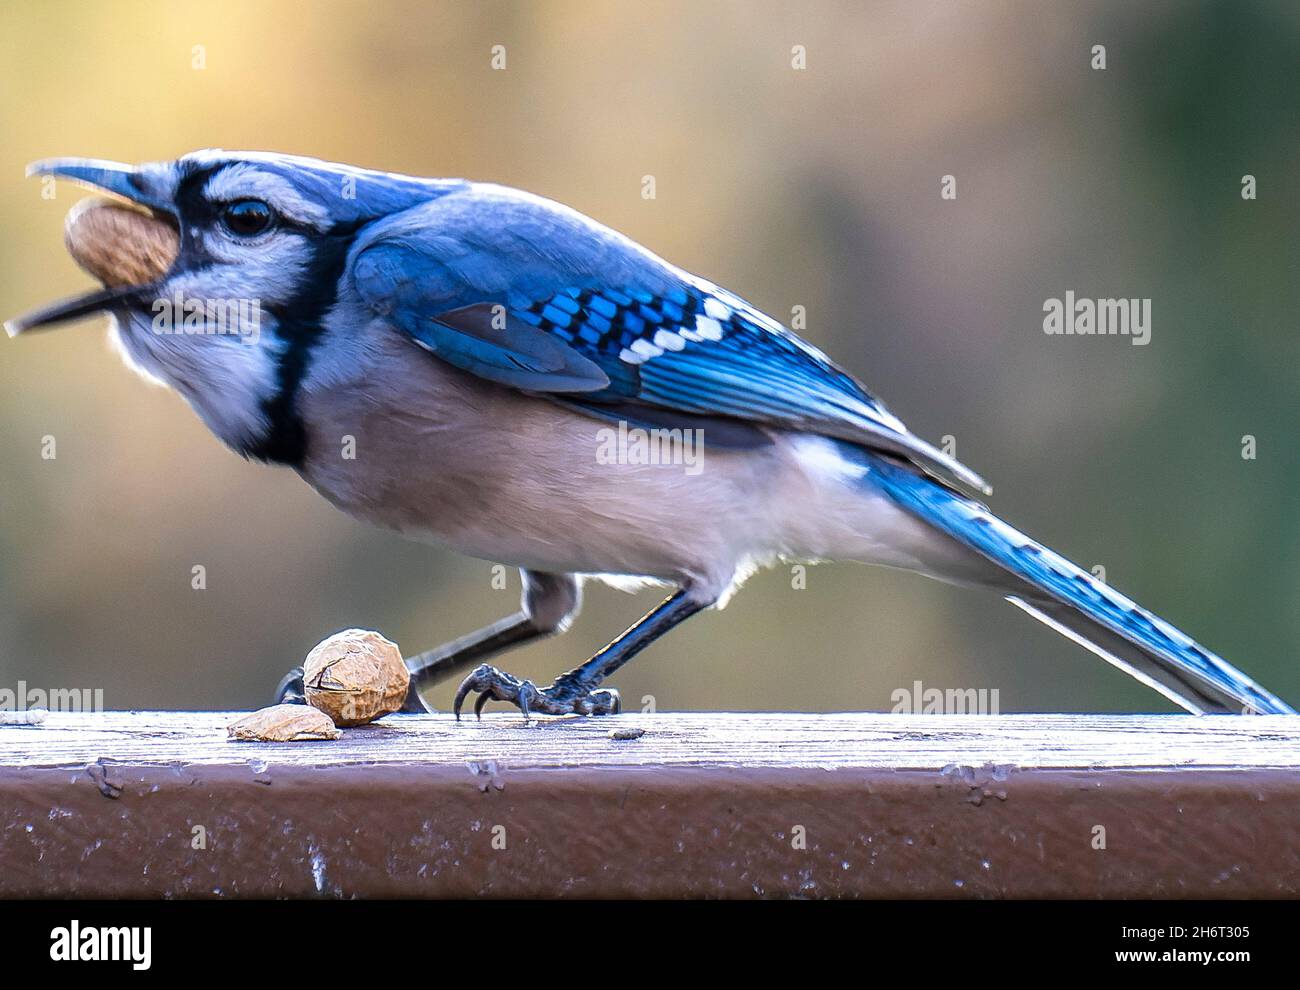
[7,151,1293,718]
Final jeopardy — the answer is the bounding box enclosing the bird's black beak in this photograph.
[5,158,176,337]
[26,158,175,213]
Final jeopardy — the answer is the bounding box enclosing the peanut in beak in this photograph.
[64,198,179,288]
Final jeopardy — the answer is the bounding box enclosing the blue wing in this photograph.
[350,187,989,492]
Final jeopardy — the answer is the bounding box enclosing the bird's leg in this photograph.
[397,615,545,712]
[454,587,712,720]
[272,571,581,711]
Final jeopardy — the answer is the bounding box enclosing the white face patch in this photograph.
[167,232,310,309]
[203,164,332,230]
[108,310,281,451]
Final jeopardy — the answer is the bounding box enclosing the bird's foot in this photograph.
[453,663,620,721]
[273,666,306,705]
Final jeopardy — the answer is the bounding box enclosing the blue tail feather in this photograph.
[865,455,1293,715]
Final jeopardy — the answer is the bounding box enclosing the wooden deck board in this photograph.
[2,710,1300,770]
[2,712,1298,898]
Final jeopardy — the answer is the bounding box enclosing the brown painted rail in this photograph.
[1,711,1298,898]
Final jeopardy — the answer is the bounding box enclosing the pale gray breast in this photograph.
[295,323,795,585]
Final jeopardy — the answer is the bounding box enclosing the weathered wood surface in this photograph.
[1,711,1298,898]
[3,710,1300,769]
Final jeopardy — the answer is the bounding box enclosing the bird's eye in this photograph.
[221,199,275,238]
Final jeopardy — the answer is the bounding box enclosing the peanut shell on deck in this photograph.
[304,629,410,727]
[228,704,342,742]
[64,198,178,287]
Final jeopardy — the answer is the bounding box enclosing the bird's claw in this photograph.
[453,663,620,721]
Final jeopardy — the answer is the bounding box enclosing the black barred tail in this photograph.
[867,455,1293,715]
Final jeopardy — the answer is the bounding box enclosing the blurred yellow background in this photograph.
[1,0,1297,712]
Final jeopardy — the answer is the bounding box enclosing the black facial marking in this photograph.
[172,163,226,269]
[170,162,365,468]
[244,226,359,467]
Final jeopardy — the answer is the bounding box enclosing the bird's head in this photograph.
[9,150,462,332]
[7,150,465,461]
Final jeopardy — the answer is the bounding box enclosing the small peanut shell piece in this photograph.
[228,704,342,742]
[64,198,178,287]
[304,629,410,727]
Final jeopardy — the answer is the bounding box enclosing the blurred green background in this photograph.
[0,0,1296,713]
